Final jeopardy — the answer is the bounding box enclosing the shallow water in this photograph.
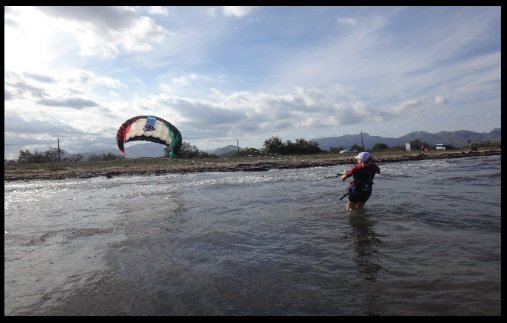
[4,155,501,315]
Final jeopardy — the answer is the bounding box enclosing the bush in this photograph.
[371,143,389,152]
[169,142,210,158]
[263,136,321,155]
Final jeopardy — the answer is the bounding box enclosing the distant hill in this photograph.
[313,128,500,150]
[77,128,500,159]
[315,134,402,151]
[206,145,240,156]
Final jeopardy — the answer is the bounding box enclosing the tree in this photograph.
[349,144,363,152]
[371,143,389,152]
[44,147,65,163]
[263,136,321,155]
[294,138,308,154]
[67,153,84,162]
[409,139,425,151]
[169,141,209,158]
[17,149,34,163]
[307,140,321,154]
[263,136,285,155]
[294,138,321,154]
[17,149,46,163]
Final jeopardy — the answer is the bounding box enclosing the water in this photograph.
[4,155,501,316]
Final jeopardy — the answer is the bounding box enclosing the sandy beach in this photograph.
[4,149,500,182]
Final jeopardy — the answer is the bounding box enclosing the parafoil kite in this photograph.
[116,115,182,158]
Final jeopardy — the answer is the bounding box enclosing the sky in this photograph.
[4,6,501,159]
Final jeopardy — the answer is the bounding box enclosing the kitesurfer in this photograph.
[340,152,380,211]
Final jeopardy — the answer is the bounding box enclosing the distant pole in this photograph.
[361,131,365,151]
[237,139,240,156]
[57,138,61,162]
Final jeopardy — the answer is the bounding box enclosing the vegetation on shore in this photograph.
[5,134,500,181]
[4,147,501,182]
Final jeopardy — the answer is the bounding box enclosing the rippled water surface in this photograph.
[4,155,501,315]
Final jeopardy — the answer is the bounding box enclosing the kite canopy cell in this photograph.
[116,115,182,158]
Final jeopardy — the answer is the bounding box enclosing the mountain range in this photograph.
[80,128,500,158]
[312,128,501,151]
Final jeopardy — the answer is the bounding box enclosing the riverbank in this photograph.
[4,149,501,182]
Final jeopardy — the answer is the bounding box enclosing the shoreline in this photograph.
[4,149,501,182]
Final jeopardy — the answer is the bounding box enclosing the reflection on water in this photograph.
[345,211,385,316]
[347,212,383,281]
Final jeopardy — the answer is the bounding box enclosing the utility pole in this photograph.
[57,138,61,162]
[237,139,240,156]
[361,131,365,151]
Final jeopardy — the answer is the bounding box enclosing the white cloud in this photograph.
[147,6,169,16]
[337,17,357,26]
[4,68,130,147]
[33,6,169,58]
[434,95,448,104]
[222,6,257,17]
[392,99,421,114]
[144,85,395,143]
[170,73,211,86]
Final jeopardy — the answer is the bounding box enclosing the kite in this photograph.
[116,115,182,158]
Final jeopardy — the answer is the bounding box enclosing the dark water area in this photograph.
[4,155,501,315]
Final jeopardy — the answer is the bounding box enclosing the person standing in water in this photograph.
[341,152,380,211]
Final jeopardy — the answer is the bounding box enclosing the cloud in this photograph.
[145,84,397,144]
[37,98,99,109]
[337,17,357,26]
[5,114,84,135]
[222,6,257,17]
[61,69,126,91]
[391,99,421,114]
[434,95,448,104]
[5,69,126,106]
[24,73,57,83]
[6,81,48,99]
[147,6,169,16]
[34,6,169,58]
[170,73,212,87]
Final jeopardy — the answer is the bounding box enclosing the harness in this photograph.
[349,164,378,192]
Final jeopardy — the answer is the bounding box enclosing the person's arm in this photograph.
[341,168,353,181]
